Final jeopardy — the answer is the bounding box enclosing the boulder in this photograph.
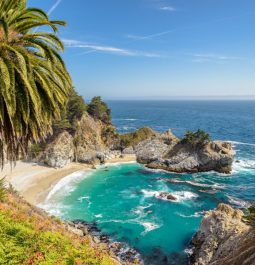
[122,146,135,155]
[190,203,255,265]
[156,192,177,201]
[44,131,74,168]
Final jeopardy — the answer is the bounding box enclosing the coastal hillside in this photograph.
[0,187,140,265]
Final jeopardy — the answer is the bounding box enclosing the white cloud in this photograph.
[191,53,241,63]
[62,39,160,57]
[125,29,176,40]
[48,0,62,15]
[159,6,176,12]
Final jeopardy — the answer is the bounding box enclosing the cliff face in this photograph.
[190,204,255,265]
[135,132,235,173]
[42,113,119,168]
[40,119,234,173]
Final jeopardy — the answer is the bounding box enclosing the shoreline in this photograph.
[1,154,136,205]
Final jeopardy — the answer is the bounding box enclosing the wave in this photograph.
[172,191,199,202]
[166,179,223,189]
[176,211,205,218]
[141,222,160,234]
[232,160,255,173]
[141,189,198,203]
[113,118,138,121]
[132,204,153,218]
[227,195,251,208]
[227,141,255,147]
[44,170,92,203]
[234,160,255,169]
[141,189,160,198]
[98,218,161,234]
[95,214,103,218]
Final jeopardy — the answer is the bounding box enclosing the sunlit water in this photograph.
[40,101,255,265]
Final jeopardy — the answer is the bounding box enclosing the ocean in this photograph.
[40,100,255,265]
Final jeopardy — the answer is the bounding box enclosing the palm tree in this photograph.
[0,0,72,166]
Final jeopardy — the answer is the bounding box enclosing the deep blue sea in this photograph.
[41,101,255,265]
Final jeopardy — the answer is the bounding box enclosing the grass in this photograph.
[0,191,117,265]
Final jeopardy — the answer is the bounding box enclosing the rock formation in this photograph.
[43,113,120,167]
[190,203,255,265]
[44,131,74,168]
[156,191,177,201]
[135,132,235,173]
[40,113,234,173]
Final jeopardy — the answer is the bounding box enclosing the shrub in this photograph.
[53,90,87,133]
[181,129,211,146]
[0,193,117,265]
[120,127,156,149]
[66,90,87,124]
[87,96,111,124]
[243,204,255,227]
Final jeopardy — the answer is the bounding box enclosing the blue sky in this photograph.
[28,0,255,100]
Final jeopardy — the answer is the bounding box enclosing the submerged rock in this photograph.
[156,192,177,201]
[190,203,255,265]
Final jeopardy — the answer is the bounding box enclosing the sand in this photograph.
[1,154,136,205]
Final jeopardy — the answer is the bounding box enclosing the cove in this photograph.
[40,158,254,265]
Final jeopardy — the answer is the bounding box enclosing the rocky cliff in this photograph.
[190,204,255,265]
[38,115,234,173]
[135,131,235,173]
[41,113,120,168]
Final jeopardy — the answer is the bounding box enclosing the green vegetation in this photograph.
[88,96,111,124]
[120,127,156,149]
[0,0,72,166]
[181,129,211,146]
[0,191,116,265]
[243,204,255,227]
[53,90,87,133]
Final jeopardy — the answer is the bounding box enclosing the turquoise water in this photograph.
[41,101,255,265]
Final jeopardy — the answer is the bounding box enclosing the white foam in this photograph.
[227,195,251,208]
[141,222,160,234]
[141,189,198,204]
[176,211,204,218]
[141,189,160,198]
[44,171,91,202]
[172,191,199,202]
[184,247,194,255]
[95,214,103,218]
[227,141,255,147]
[78,196,90,203]
[114,118,138,121]
[132,204,153,218]
[235,160,255,169]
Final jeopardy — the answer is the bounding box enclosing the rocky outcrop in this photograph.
[190,204,255,265]
[42,117,234,173]
[135,132,235,173]
[156,191,177,201]
[68,220,143,264]
[44,131,74,168]
[74,113,107,163]
[43,114,119,167]
[135,130,178,164]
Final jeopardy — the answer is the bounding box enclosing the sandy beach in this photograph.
[1,154,136,205]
